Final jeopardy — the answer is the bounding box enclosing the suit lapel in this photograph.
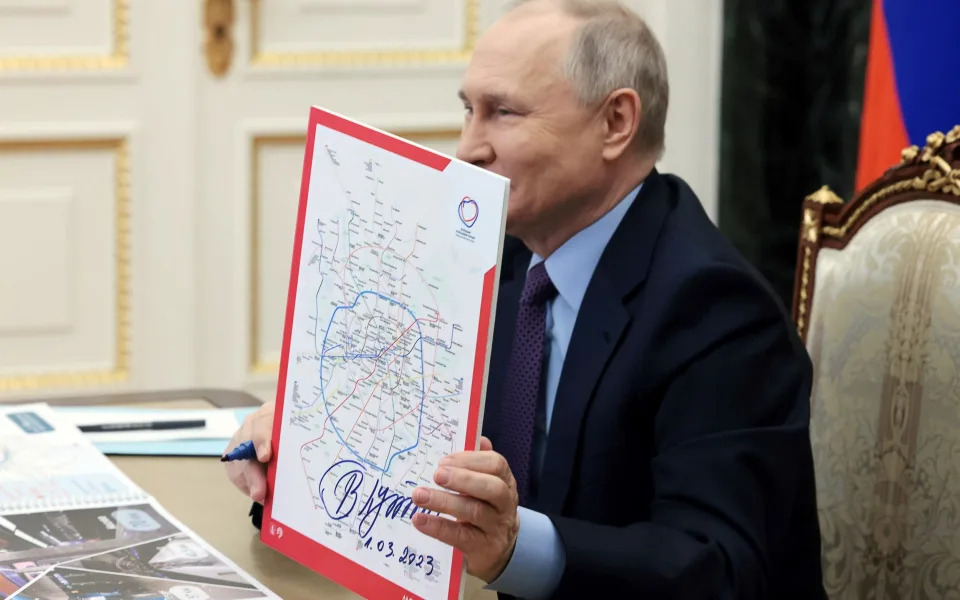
[534,276,630,513]
[534,171,673,514]
[483,238,528,446]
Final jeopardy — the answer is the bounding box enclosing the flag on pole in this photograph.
[855,0,960,191]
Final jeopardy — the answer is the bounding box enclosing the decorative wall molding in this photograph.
[298,0,427,10]
[0,0,69,14]
[249,0,478,68]
[0,137,131,392]
[0,0,128,72]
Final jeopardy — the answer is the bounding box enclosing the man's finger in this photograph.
[413,487,496,531]
[255,439,272,462]
[431,467,514,514]
[252,406,275,461]
[479,436,493,452]
[224,401,275,500]
[440,452,514,484]
[227,465,251,497]
[412,513,478,551]
[245,463,268,504]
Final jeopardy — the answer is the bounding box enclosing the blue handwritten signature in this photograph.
[319,459,438,539]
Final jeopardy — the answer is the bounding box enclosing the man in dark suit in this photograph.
[226,0,827,598]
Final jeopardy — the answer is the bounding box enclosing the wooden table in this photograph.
[25,388,495,600]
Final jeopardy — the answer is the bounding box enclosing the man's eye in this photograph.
[496,108,514,116]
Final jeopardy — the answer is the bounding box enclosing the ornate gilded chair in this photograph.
[792,125,960,599]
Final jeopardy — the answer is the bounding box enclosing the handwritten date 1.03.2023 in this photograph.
[360,535,435,576]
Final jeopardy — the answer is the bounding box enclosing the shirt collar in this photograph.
[529,183,642,312]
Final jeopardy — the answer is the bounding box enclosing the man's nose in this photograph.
[455,122,494,167]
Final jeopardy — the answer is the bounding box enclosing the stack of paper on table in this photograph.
[52,406,257,457]
[0,403,278,600]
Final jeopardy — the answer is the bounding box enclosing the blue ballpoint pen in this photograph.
[220,440,258,462]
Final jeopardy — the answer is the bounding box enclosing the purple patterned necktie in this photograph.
[499,261,556,505]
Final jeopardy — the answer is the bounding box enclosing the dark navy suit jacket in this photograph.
[483,170,827,599]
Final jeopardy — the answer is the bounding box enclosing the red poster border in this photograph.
[261,107,496,600]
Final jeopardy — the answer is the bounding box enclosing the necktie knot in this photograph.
[521,262,556,306]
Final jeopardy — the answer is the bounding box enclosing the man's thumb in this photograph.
[256,441,272,462]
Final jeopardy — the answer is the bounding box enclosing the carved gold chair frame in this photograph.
[792,125,960,340]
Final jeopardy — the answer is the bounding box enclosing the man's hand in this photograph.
[223,401,275,504]
[412,436,520,583]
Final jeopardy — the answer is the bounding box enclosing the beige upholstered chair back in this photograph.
[793,126,960,600]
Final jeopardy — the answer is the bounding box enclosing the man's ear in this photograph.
[600,88,642,161]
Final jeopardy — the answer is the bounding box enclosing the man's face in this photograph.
[456,5,605,241]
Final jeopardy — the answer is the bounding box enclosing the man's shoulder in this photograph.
[617,173,811,382]
[620,171,802,363]
[650,172,751,269]
[644,171,788,316]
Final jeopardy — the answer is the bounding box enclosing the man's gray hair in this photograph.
[509,0,669,158]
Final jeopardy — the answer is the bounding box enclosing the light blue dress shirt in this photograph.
[487,183,641,599]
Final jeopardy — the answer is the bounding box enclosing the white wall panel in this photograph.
[0,0,69,12]
[299,0,427,11]
[626,0,723,221]
[257,0,462,50]
[251,135,305,374]
[0,0,125,70]
[0,0,199,400]
[0,188,74,335]
[0,138,126,391]
[249,0,476,67]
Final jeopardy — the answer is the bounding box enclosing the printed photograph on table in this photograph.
[60,533,261,589]
[1,505,278,600]
[10,566,274,600]
[0,503,178,597]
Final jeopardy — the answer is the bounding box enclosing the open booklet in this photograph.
[0,403,279,600]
